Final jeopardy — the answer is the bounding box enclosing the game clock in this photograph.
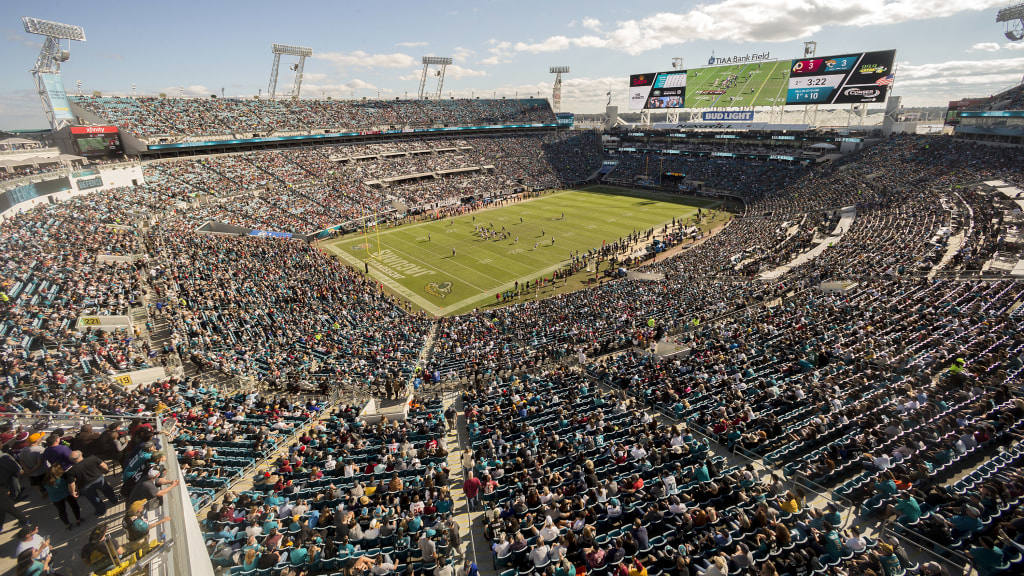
[785,49,895,105]
[787,74,845,103]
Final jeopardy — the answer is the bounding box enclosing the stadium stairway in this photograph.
[759,205,857,280]
[445,394,494,575]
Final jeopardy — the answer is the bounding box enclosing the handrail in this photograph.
[881,524,974,576]
[190,398,345,518]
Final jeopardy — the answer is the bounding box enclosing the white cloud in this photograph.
[397,63,486,84]
[501,0,1008,56]
[316,51,415,69]
[969,41,1024,52]
[1,28,40,49]
[0,89,47,129]
[344,79,377,91]
[396,41,427,48]
[572,36,608,49]
[300,78,380,99]
[970,43,1003,52]
[514,36,571,53]
[481,40,513,65]
[444,64,487,79]
[893,56,1024,104]
[453,46,475,63]
[301,72,329,82]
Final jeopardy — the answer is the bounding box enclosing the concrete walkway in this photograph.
[759,206,857,280]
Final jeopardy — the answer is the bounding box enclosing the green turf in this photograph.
[686,60,791,108]
[321,189,719,316]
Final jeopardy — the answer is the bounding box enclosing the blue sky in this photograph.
[2,0,1023,129]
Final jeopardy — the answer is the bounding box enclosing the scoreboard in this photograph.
[69,126,124,157]
[787,50,896,105]
[629,49,896,109]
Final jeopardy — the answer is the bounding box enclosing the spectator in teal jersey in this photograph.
[968,537,1003,576]
[894,494,922,525]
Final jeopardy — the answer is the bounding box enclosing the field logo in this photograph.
[425,281,453,299]
[351,243,371,251]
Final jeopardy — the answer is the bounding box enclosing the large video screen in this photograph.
[685,60,791,108]
[629,71,686,110]
[628,49,895,109]
[70,126,123,157]
[74,134,122,156]
[787,50,896,105]
[944,98,987,126]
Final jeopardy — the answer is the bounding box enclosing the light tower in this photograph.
[997,3,1024,41]
[550,66,569,113]
[21,16,86,132]
[268,43,313,100]
[418,57,452,99]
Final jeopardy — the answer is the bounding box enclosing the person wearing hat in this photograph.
[18,433,48,498]
[124,500,170,553]
[419,529,437,562]
[42,434,72,471]
[122,441,156,482]
[15,524,50,563]
[80,523,124,575]
[876,542,904,576]
[128,465,180,511]
[67,450,119,518]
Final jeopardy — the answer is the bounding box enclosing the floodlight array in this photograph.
[550,66,570,74]
[422,57,453,65]
[997,3,1024,22]
[21,16,86,41]
[272,43,313,57]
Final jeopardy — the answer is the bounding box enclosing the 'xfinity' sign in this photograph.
[702,111,755,122]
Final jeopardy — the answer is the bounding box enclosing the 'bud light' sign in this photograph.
[701,111,755,122]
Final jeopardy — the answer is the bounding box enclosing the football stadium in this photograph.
[2,4,1024,576]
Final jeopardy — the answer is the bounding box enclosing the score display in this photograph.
[628,49,895,109]
[786,50,896,105]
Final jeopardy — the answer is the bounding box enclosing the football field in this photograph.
[686,60,791,108]
[321,188,719,316]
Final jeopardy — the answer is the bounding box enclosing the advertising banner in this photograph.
[702,111,755,122]
[40,73,74,121]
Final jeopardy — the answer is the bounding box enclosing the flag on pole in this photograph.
[875,74,895,86]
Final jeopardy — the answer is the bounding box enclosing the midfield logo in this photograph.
[425,281,453,299]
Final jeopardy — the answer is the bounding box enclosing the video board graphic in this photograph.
[629,71,686,110]
[787,50,896,105]
[629,49,895,109]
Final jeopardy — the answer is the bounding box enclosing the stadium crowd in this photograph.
[1,123,1024,576]
[69,97,558,140]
